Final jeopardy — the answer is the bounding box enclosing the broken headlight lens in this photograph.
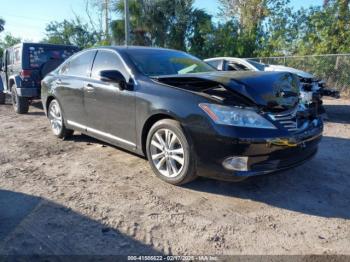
[199,103,276,129]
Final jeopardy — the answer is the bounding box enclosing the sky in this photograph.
[0,0,324,42]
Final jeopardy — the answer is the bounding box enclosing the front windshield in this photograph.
[246,59,266,71]
[124,49,216,77]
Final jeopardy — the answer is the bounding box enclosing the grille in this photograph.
[269,108,299,132]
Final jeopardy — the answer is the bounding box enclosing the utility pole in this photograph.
[104,0,109,39]
[124,0,130,46]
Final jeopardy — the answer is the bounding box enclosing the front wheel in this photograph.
[146,119,197,185]
[48,99,74,139]
[11,86,29,114]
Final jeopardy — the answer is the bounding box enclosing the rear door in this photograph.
[55,50,97,126]
[83,50,136,148]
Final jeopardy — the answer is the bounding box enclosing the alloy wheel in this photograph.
[48,100,63,136]
[150,128,185,178]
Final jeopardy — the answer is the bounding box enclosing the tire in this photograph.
[11,85,29,114]
[0,92,5,105]
[146,119,197,185]
[48,99,74,139]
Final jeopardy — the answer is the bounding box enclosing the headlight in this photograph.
[199,103,276,129]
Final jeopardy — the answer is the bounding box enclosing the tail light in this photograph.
[20,70,32,79]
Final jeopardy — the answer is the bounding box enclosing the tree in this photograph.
[0,33,21,58]
[85,0,113,43]
[188,9,215,58]
[256,0,300,56]
[111,0,196,50]
[0,18,5,33]
[217,0,295,57]
[111,0,151,46]
[44,18,100,48]
[293,0,350,55]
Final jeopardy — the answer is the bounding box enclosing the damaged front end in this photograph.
[299,76,340,116]
[154,71,321,132]
[153,71,323,178]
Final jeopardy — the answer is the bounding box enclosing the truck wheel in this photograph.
[11,85,29,114]
[0,93,5,104]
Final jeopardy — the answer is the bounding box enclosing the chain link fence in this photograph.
[250,54,350,95]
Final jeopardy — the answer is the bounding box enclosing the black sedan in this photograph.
[41,47,323,185]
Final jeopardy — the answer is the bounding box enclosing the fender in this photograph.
[8,75,22,91]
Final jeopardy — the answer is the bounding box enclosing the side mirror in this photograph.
[99,70,126,89]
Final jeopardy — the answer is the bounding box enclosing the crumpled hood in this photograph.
[155,71,300,111]
[265,64,315,79]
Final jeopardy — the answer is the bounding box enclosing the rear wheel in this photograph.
[48,99,73,139]
[0,92,5,104]
[11,85,29,114]
[146,119,197,185]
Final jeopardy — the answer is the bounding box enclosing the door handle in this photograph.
[55,79,62,85]
[85,83,95,92]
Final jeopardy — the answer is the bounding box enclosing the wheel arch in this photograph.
[45,95,56,115]
[141,113,177,157]
[8,76,21,91]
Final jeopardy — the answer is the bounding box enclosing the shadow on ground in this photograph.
[324,104,350,124]
[186,136,350,220]
[0,189,162,256]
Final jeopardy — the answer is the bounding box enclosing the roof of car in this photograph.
[204,57,247,62]
[9,42,79,49]
[92,46,184,53]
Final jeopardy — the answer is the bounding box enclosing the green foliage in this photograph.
[40,0,350,60]
[0,18,5,33]
[44,18,101,48]
[0,33,21,58]
[111,0,195,50]
[293,0,350,55]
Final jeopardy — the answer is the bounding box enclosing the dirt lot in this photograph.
[0,97,349,256]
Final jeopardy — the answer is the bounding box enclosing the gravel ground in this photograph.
[0,97,349,256]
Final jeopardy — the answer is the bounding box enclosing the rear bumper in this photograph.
[16,87,40,98]
[189,119,323,181]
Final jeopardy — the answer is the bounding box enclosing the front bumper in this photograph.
[189,118,323,181]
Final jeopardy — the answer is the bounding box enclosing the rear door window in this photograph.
[61,50,96,77]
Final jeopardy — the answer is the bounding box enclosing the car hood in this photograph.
[265,64,315,79]
[154,71,300,112]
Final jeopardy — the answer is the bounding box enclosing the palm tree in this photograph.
[0,18,5,33]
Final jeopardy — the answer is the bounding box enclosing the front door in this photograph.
[83,50,136,148]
